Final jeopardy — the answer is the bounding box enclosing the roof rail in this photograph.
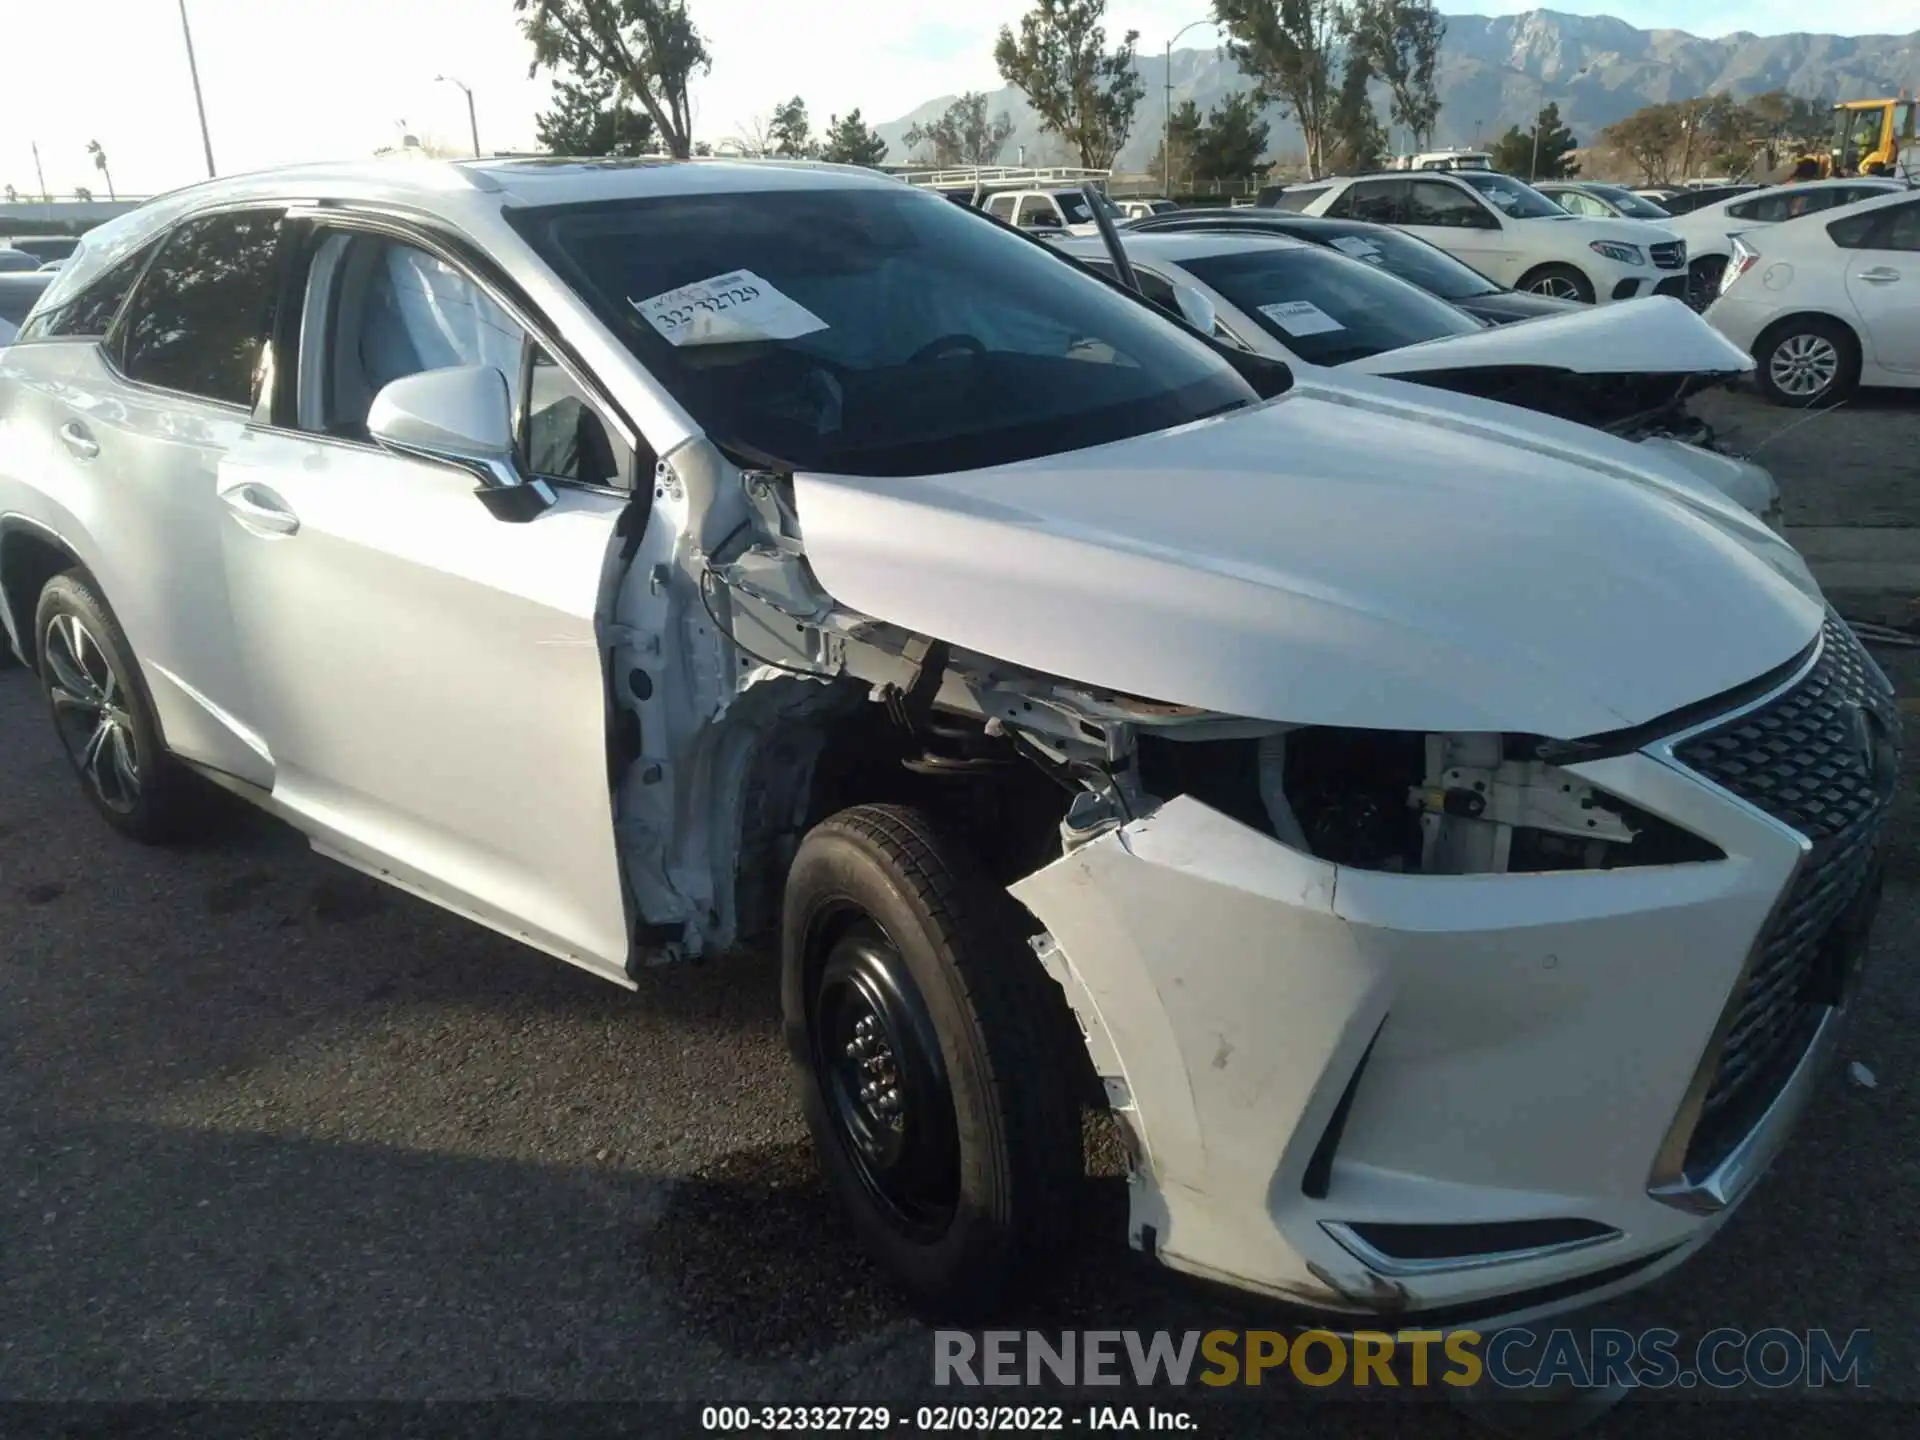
[897,165,1112,191]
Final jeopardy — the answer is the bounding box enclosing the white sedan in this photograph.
[1705,187,1920,406]
[1663,178,1907,294]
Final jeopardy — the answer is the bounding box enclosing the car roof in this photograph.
[35,156,912,314]
[1061,231,1310,262]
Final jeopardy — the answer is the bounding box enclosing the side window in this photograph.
[1015,196,1059,229]
[987,194,1017,221]
[1559,191,1603,217]
[1880,202,1920,252]
[1406,181,1487,228]
[1343,181,1403,224]
[15,239,157,342]
[524,346,620,486]
[1828,209,1883,248]
[1129,267,1182,316]
[1724,198,1761,221]
[116,211,283,406]
[1275,185,1328,213]
[311,234,631,486]
[318,237,527,439]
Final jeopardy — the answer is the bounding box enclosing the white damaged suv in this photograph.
[0,158,1899,1325]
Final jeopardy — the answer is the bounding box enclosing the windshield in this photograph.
[509,187,1255,477]
[1585,184,1672,219]
[1177,245,1481,365]
[1309,225,1501,299]
[1454,172,1567,219]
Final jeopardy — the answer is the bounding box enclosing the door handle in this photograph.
[218,482,301,537]
[1857,267,1901,284]
[58,421,99,461]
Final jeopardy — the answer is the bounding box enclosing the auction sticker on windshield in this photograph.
[1258,300,1344,336]
[632,270,828,347]
[1329,236,1384,263]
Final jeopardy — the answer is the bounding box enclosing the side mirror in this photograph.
[367,365,555,523]
[1170,283,1218,335]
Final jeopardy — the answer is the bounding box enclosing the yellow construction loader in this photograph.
[1810,94,1918,179]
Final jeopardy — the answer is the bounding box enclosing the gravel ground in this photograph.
[2,564,1918,1434]
[1692,387,1920,530]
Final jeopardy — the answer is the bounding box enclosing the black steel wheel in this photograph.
[782,804,1083,1319]
[811,918,961,1239]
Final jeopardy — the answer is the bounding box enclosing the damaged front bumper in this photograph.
[1011,741,1864,1328]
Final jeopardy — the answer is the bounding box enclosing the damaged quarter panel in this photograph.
[791,378,1822,740]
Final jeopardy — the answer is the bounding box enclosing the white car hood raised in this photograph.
[1343,295,1751,379]
[792,376,1822,739]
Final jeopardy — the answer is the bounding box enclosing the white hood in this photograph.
[1343,295,1752,379]
[1529,213,1683,249]
[792,374,1822,740]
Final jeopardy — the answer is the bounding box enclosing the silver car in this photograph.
[0,158,1894,1327]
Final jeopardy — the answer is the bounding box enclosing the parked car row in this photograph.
[0,158,1894,1334]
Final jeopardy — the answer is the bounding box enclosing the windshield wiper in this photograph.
[1194,398,1252,420]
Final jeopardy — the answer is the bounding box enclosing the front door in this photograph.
[216,225,637,979]
[1846,199,1920,375]
[1401,180,1516,285]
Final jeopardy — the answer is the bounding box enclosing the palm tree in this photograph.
[86,140,114,201]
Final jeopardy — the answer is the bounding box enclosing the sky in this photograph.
[3,0,1913,199]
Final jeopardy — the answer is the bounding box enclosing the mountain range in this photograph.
[873,9,1920,173]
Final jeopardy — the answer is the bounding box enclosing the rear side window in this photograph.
[117,209,285,406]
[1338,181,1403,224]
[1882,201,1920,252]
[1827,209,1883,248]
[1274,185,1328,213]
[14,240,156,341]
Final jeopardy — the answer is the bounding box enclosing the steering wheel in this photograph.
[906,333,986,366]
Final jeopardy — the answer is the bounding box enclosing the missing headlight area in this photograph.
[1137,727,1723,874]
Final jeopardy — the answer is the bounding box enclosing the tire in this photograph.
[34,570,199,843]
[1518,263,1595,304]
[782,803,1082,1319]
[1687,255,1726,311]
[1753,315,1860,408]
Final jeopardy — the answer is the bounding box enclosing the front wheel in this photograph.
[782,804,1083,1319]
[1518,263,1596,304]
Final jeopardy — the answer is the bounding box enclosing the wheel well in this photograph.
[1516,261,1593,297]
[730,700,1077,948]
[0,525,81,671]
[1751,310,1861,361]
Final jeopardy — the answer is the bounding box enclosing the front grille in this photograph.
[1671,616,1900,1170]
[1650,240,1686,269]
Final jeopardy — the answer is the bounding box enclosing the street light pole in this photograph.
[175,0,217,178]
[1527,65,1589,181]
[437,75,481,157]
[1164,20,1213,198]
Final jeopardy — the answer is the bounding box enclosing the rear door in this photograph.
[215,218,641,979]
[5,211,286,788]
[1842,199,1920,375]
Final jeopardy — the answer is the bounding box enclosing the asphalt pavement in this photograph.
[1,404,1917,1431]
